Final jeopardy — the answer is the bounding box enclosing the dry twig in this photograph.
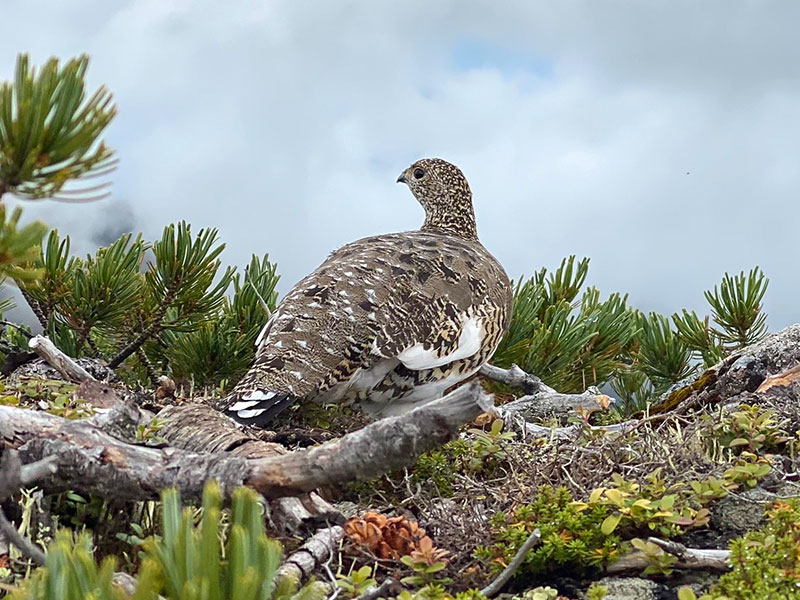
[27,335,95,383]
[606,537,731,574]
[479,528,541,597]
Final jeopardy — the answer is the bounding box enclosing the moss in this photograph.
[644,368,718,416]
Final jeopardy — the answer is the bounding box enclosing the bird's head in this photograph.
[396,158,477,239]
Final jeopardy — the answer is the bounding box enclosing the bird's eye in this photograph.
[413,168,425,179]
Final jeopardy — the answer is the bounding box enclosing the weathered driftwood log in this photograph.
[607,537,730,574]
[0,382,490,502]
[157,403,340,532]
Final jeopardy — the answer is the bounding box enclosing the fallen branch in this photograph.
[483,364,613,420]
[606,537,731,574]
[479,528,541,597]
[0,508,45,566]
[28,335,95,383]
[276,525,344,587]
[480,364,548,395]
[0,382,490,502]
[157,403,342,533]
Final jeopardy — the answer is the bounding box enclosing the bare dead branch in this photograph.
[0,450,58,566]
[606,537,731,574]
[480,528,541,597]
[156,403,341,533]
[276,525,344,587]
[245,382,490,497]
[0,508,45,565]
[483,363,613,420]
[480,363,548,395]
[28,335,95,383]
[354,579,397,600]
[0,382,490,502]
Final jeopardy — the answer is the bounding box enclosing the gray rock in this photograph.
[710,487,775,536]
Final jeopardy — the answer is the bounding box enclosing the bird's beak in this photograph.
[396,173,407,184]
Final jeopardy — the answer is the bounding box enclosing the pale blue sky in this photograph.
[1,1,799,331]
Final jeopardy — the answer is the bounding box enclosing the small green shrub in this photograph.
[703,404,790,456]
[706,499,800,599]
[473,486,619,577]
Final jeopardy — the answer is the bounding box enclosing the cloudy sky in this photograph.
[2,1,799,330]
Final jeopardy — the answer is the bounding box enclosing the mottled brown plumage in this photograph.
[225,158,512,424]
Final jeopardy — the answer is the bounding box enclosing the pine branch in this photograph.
[0,54,117,201]
[107,283,177,369]
[137,347,160,385]
[19,285,49,328]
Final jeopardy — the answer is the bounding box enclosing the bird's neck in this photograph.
[421,201,479,240]
[420,193,478,240]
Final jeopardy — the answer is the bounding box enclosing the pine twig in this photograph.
[18,287,48,330]
[137,348,160,386]
[108,285,177,369]
[480,528,541,597]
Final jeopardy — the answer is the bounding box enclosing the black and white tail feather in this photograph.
[226,390,297,426]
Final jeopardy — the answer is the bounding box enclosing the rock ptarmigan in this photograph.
[224,158,512,425]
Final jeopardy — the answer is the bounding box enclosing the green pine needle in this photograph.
[0,53,117,202]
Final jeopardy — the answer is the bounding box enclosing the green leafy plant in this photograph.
[336,564,377,597]
[465,418,517,471]
[722,452,772,489]
[629,538,676,576]
[703,404,790,455]
[703,499,800,599]
[135,417,166,444]
[585,583,609,600]
[687,477,736,507]
[473,486,619,577]
[521,587,559,600]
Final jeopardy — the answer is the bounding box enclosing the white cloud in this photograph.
[2,0,799,329]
